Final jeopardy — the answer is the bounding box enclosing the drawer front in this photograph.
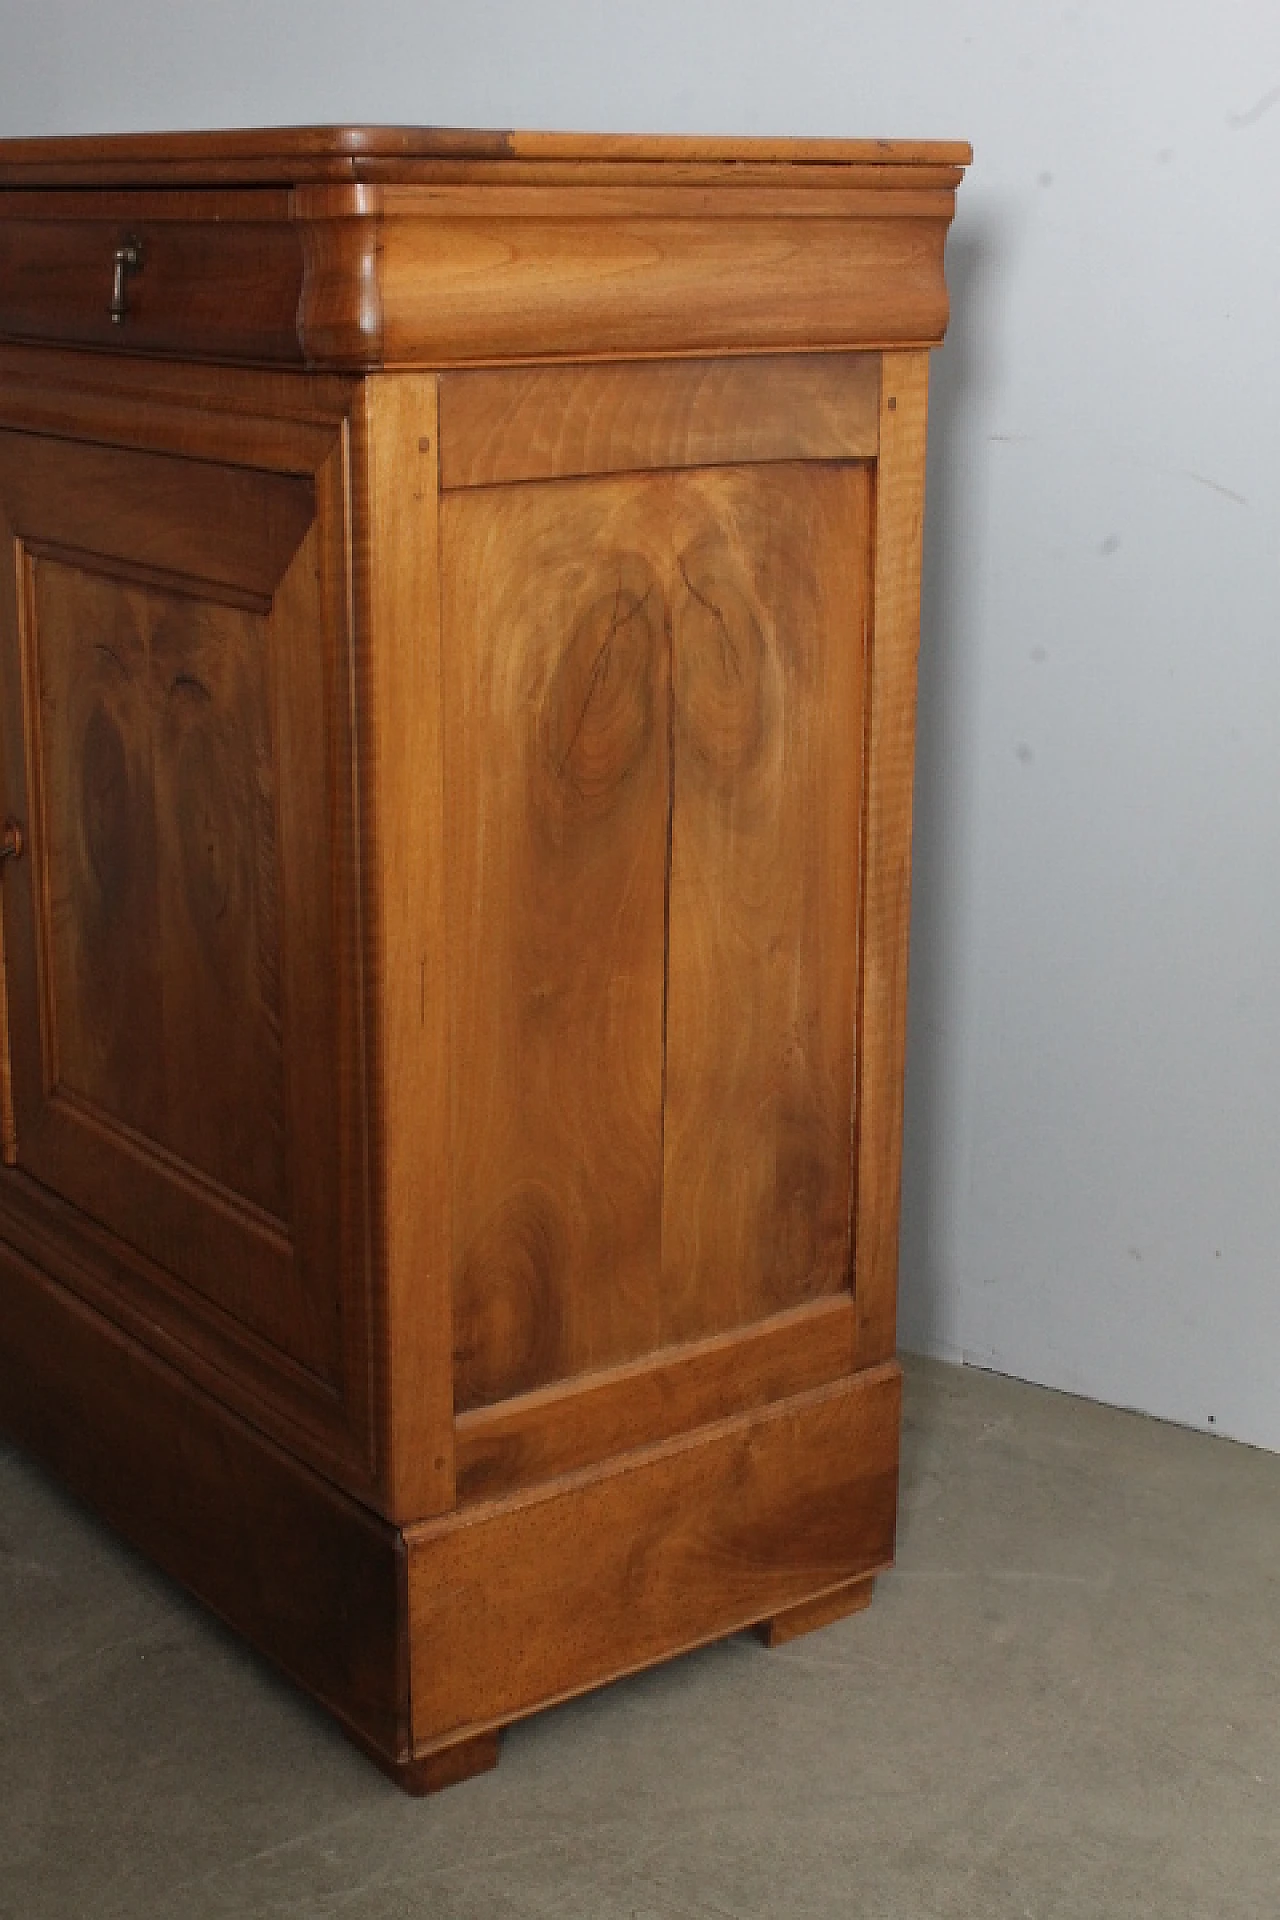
[0,211,306,363]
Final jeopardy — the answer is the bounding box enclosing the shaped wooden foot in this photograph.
[380,1729,501,1795]
[757,1575,876,1649]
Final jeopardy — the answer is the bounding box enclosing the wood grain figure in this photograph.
[662,462,870,1340]
[438,354,880,490]
[443,473,670,1404]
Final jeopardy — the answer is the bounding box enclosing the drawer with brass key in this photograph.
[0,191,306,362]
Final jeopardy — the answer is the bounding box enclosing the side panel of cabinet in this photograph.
[0,366,379,1492]
[441,437,873,1412]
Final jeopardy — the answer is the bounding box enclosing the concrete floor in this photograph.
[2,1356,1278,1919]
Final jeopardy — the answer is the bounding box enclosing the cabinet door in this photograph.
[444,456,871,1410]
[0,386,373,1483]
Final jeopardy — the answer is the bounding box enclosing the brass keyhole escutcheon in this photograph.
[109,236,143,325]
[0,818,24,864]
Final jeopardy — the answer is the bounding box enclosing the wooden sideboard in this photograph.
[0,126,968,1791]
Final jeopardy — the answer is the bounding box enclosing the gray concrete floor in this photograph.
[2,1356,1278,1919]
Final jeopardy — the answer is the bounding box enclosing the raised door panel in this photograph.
[0,417,372,1473]
[442,459,870,1411]
[35,558,289,1226]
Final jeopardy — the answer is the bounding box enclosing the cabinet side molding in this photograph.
[293,184,384,368]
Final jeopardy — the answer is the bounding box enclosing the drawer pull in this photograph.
[0,818,23,864]
[109,236,143,325]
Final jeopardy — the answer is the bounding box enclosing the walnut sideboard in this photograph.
[0,126,968,1792]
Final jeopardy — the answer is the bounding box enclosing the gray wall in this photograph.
[3,1,1278,1447]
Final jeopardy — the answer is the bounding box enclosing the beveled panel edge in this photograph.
[0,341,357,422]
[41,1083,291,1249]
[26,536,274,615]
[0,430,317,598]
[454,1293,857,1502]
[0,347,356,466]
[0,1165,378,1498]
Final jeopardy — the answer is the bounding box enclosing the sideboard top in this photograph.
[0,124,971,187]
[0,126,969,368]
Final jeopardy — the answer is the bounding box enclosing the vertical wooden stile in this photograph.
[355,375,456,1521]
[853,350,932,1369]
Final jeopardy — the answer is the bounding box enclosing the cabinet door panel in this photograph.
[0,428,355,1395]
[37,559,288,1221]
